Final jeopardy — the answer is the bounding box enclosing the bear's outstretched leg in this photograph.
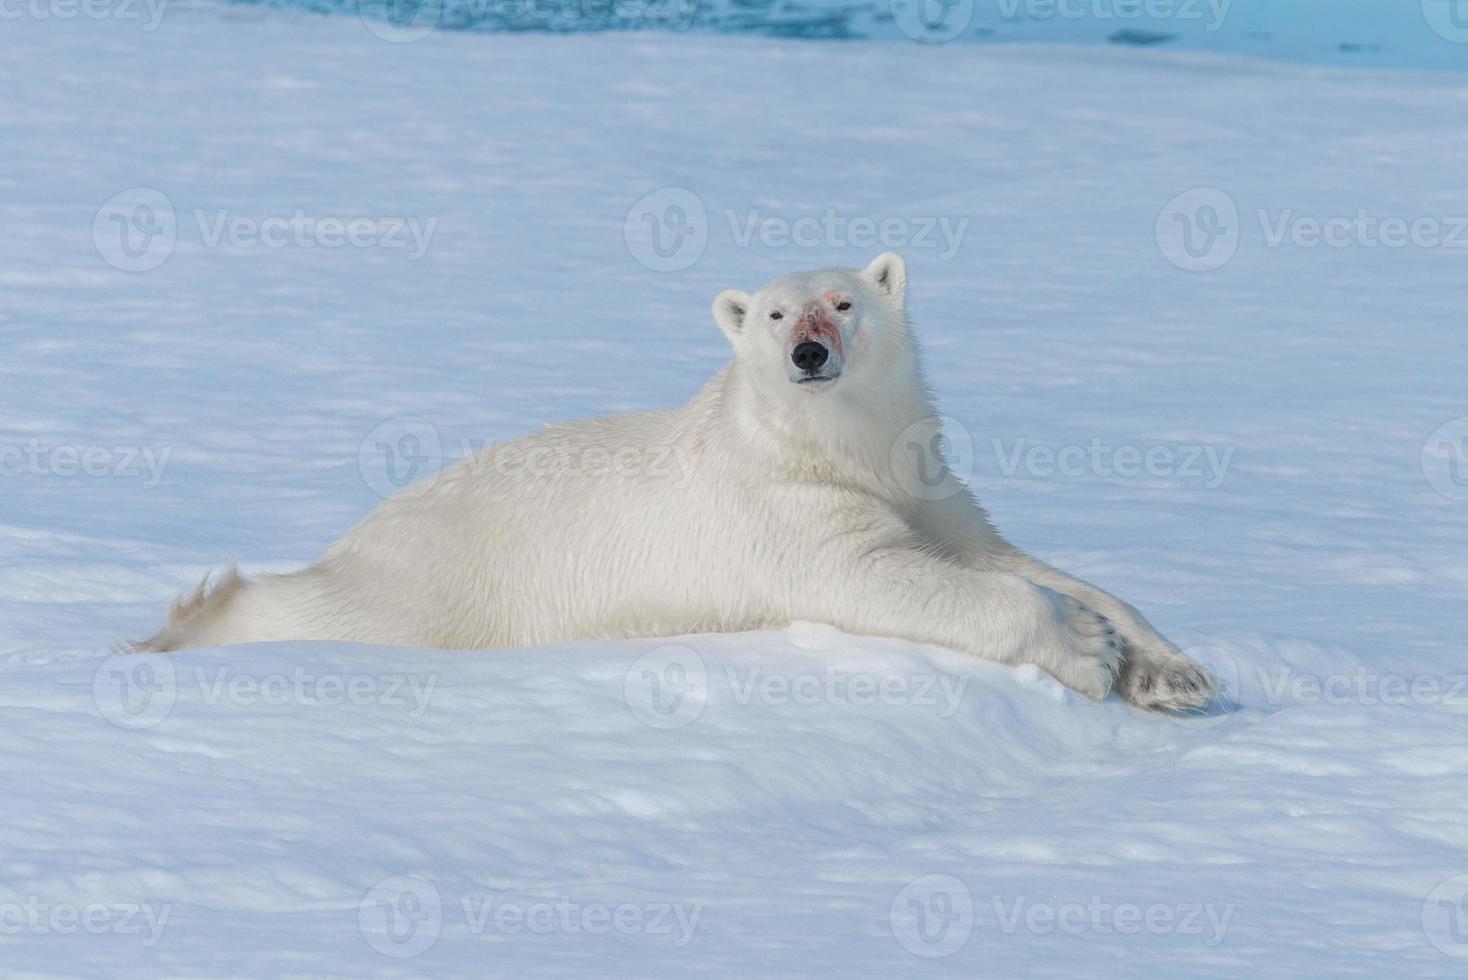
[910,491,1217,712]
[991,557,1216,713]
[790,539,1125,701]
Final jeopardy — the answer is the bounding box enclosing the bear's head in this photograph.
[711,253,915,409]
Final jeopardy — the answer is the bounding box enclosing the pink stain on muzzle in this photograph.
[793,303,844,359]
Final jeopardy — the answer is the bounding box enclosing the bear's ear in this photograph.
[712,289,753,343]
[861,252,907,301]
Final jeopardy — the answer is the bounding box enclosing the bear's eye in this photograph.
[836,301,852,312]
[769,311,783,320]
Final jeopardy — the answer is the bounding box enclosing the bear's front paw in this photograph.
[1116,647,1218,713]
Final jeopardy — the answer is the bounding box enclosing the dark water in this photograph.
[234,0,1468,69]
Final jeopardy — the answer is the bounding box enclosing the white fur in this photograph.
[140,253,1215,712]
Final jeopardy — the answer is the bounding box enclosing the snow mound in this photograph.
[4,630,1466,974]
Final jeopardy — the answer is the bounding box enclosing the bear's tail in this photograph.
[132,565,248,652]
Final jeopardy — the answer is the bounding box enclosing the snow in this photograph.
[4,4,1468,975]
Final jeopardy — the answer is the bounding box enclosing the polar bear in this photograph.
[140,253,1215,712]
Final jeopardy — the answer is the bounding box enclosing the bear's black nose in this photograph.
[791,341,829,373]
